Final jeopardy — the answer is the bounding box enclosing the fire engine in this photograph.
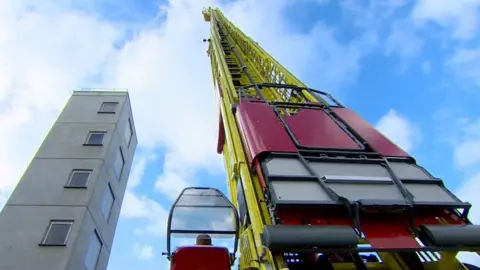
[163,7,480,270]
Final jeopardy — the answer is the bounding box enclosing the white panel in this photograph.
[265,158,461,207]
[405,184,459,203]
[323,175,392,184]
[390,163,434,180]
[271,181,331,202]
[310,162,390,179]
[328,183,404,202]
[265,158,310,176]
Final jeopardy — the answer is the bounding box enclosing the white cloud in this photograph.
[133,243,155,260]
[411,1,480,90]
[341,0,408,31]
[128,151,158,189]
[385,18,423,61]
[121,190,168,237]
[100,0,226,203]
[445,46,480,89]
[457,173,480,224]
[340,1,422,72]
[119,151,172,238]
[452,118,480,266]
[412,0,480,40]
[453,118,480,170]
[375,109,421,153]
[454,140,480,169]
[455,174,480,266]
[154,166,191,201]
[121,191,160,218]
[457,174,480,265]
[0,0,122,208]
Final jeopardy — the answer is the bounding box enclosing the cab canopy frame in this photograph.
[165,187,240,264]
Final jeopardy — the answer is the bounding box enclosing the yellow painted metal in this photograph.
[205,8,274,270]
[203,10,211,22]
[202,6,473,270]
[215,10,322,105]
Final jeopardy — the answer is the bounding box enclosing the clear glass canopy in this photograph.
[166,187,239,255]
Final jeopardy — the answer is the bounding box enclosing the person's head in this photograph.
[196,234,212,245]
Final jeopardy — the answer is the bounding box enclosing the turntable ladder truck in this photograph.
[163,7,480,270]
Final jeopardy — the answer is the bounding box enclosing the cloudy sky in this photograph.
[0,0,480,268]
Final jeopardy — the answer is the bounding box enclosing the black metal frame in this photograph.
[165,187,240,266]
[260,153,357,234]
[259,152,473,237]
[238,82,344,107]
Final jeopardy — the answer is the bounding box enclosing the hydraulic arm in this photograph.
[163,7,480,270]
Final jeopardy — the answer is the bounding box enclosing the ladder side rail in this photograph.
[208,9,284,270]
[215,9,325,105]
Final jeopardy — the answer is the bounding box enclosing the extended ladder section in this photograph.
[204,7,480,270]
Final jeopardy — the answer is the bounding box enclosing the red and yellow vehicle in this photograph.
[164,7,480,270]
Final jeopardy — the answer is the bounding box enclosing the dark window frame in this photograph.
[101,183,115,221]
[83,131,106,146]
[98,102,118,114]
[64,169,92,189]
[39,220,74,246]
[113,147,125,180]
[84,229,103,270]
[124,118,133,148]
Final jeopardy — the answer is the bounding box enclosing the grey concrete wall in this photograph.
[0,205,87,270]
[6,158,104,206]
[0,91,137,270]
[66,209,110,270]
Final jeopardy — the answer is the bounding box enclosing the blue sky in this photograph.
[0,0,480,269]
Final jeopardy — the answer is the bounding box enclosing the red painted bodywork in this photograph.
[235,102,411,165]
[217,109,225,154]
[236,101,297,163]
[255,163,268,190]
[284,108,361,149]
[231,102,412,162]
[360,214,421,249]
[170,246,230,270]
[361,209,466,249]
[332,107,411,158]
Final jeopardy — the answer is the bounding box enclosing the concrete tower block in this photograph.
[0,91,138,270]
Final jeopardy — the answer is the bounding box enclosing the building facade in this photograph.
[0,91,137,270]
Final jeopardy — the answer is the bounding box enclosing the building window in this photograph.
[40,220,73,246]
[98,102,118,113]
[101,184,115,221]
[124,118,133,147]
[84,230,103,270]
[65,170,91,188]
[113,147,124,180]
[84,131,106,146]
